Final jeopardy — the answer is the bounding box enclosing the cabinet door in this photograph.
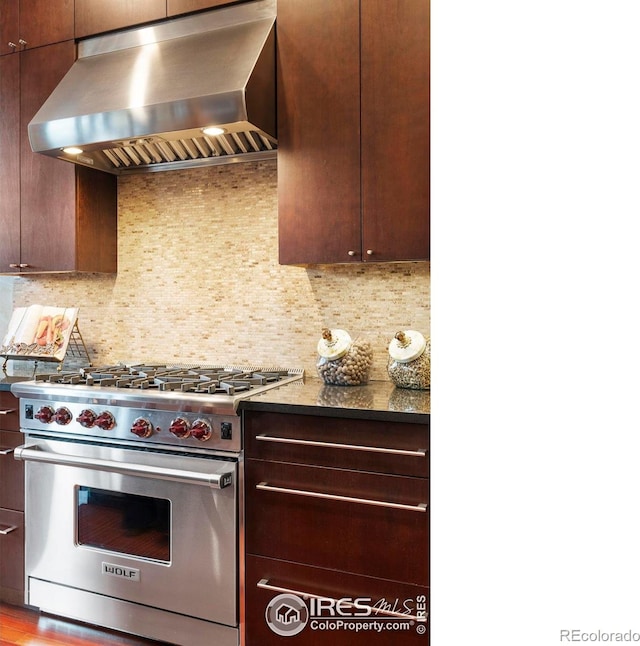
[245,555,429,646]
[0,0,19,56]
[277,0,361,265]
[19,0,74,49]
[0,54,21,272]
[0,432,24,512]
[168,0,242,16]
[361,0,430,261]
[75,0,167,39]
[0,508,24,605]
[19,41,77,272]
[0,392,19,431]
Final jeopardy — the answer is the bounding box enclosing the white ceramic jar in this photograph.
[387,330,430,390]
[316,328,373,386]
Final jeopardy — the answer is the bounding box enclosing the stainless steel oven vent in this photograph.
[94,129,276,174]
[27,0,277,175]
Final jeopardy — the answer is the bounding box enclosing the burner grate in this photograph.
[33,364,301,395]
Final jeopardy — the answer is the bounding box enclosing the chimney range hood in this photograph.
[28,0,276,175]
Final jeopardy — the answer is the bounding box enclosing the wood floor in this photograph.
[0,602,169,646]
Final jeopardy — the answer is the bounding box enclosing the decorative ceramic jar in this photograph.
[387,330,430,390]
[316,328,373,386]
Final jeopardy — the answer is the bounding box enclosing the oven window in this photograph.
[77,487,170,562]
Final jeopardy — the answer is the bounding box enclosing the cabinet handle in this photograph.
[366,249,373,255]
[256,433,427,457]
[0,524,18,535]
[8,263,29,269]
[0,409,16,415]
[256,481,427,513]
[0,446,15,455]
[18,39,27,46]
[257,579,427,622]
[347,250,356,256]
[8,41,16,49]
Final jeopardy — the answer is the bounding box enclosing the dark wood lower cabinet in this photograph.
[0,431,24,512]
[0,392,23,606]
[0,508,24,606]
[243,409,430,645]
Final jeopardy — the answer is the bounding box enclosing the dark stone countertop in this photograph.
[0,364,35,392]
[2,369,430,424]
[240,377,429,424]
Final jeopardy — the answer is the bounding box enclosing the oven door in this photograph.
[16,436,237,628]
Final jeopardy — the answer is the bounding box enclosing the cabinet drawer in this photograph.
[0,431,24,511]
[244,412,429,477]
[246,459,428,585]
[0,391,19,432]
[0,507,24,603]
[245,555,429,645]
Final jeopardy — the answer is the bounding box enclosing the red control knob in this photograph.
[191,419,212,442]
[77,409,97,428]
[95,411,115,431]
[53,407,72,425]
[169,417,191,439]
[35,406,55,424]
[131,417,153,439]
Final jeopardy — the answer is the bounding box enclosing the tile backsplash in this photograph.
[5,160,429,380]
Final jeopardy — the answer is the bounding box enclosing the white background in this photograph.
[433,1,640,643]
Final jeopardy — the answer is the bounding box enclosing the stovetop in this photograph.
[13,363,303,410]
[11,363,304,453]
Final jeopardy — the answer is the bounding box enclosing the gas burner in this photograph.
[33,364,299,396]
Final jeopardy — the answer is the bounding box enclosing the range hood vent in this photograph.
[28,0,277,175]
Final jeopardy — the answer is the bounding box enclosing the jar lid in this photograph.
[388,330,427,363]
[317,328,352,360]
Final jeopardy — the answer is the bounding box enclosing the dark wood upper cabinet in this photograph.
[19,0,74,48]
[361,0,430,261]
[0,0,73,54]
[74,0,167,38]
[278,0,430,265]
[0,40,117,274]
[277,0,361,265]
[75,0,252,37]
[0,0,20,55]
[0,54,21,273]
[167,0,244,17]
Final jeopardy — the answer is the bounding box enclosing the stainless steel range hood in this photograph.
[28,0,276,175]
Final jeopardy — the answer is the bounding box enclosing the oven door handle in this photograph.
[13,445,234,489]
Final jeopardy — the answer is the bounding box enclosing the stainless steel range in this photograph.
[11,364,303,646]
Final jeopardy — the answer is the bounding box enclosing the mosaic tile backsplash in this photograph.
[7,160,429,380]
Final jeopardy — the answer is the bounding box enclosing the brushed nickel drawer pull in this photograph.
[256,482,427,512]
[0,446,15,455]
[0,408,16,415]
[0,524,18,535]
[257,579,427,621]
[256,434,426,457]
